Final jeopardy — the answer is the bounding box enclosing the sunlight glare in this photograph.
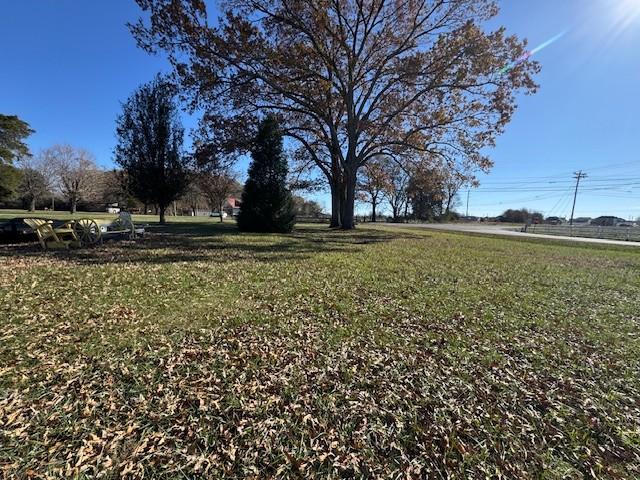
[611,0,640,33]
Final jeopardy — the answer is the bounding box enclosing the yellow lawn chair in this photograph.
[24,218,80,250]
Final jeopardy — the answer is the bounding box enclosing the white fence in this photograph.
[524,224,640,242]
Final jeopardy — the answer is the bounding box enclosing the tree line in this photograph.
[357,156,473,222]
[1,79,302,233]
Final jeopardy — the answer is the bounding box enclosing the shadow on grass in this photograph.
[0,221,425,266]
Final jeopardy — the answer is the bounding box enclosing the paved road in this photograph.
[384,222,640,248]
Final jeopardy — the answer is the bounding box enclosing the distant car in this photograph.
[209,211,228,218]
[545,216,563,225]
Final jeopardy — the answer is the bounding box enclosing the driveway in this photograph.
[384,222,640,248]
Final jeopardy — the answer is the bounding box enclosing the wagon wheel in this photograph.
[73,218,102,245]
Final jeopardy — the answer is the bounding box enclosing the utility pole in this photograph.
[465,189,470,217]
[569,171,587,226]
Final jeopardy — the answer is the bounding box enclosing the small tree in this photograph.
[18,171,49,211]
[293,196,323,218]
[181,180,205,216]
[358,158,390,223]
[17,152,55,211]
[499,208,543,224]
[237,116,295,233]
[382,162,410,223]
[0,114,34,165]
[197,169,240,222]
[114,76,189,224]
[47,145,99,213]
[98,169,140,210]
[407,166,446,221]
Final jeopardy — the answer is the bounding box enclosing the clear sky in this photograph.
[1,0,639,219]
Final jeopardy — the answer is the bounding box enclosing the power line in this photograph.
[476,160,639,182]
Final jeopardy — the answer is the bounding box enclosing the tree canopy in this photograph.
[0,164,22,202]
[17,153,53,211]
[0,114,34,164]
[132,0,538,229]
[358,158,390,222]
[47,145,100,214]
[114,76,189,224]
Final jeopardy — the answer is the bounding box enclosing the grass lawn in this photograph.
[1,218,639,478]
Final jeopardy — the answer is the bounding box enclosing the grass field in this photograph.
[1,217,639,478]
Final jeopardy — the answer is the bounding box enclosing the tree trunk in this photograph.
[329,177,341,228]
[70,198,77,214]
[219,204,224,222]
[340,171,357,230]
[445,195,452,216]
[29,197,36,212]
[371,200,377,222]
[159,205,166,224]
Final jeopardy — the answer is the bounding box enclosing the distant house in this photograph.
[572,217,591,225]
[591,216,626,226]
[224,197,242,217]
[190,197,242,217]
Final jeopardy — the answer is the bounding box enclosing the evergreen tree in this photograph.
[114,76,188,224]
[237,116,295,233]
[0,114,34,165]
[0,164,22,202]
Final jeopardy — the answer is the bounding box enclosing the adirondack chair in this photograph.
[122,212,145,238]
[24,218,80,250]
[101,212,145,240]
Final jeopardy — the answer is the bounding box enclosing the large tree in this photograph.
[114,76,189,224]
[132,0,538,229]
[47,145,99,214]
[237,116,296,233]
[0,114,34,165]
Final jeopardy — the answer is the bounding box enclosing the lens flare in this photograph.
[499,31,566,75]
[610,0,640,36]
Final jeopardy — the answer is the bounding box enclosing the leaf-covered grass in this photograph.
[1,220,639,478]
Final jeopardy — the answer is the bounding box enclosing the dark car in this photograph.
[0,218,37,243]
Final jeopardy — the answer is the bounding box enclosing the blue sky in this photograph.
[1,0,639,219]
